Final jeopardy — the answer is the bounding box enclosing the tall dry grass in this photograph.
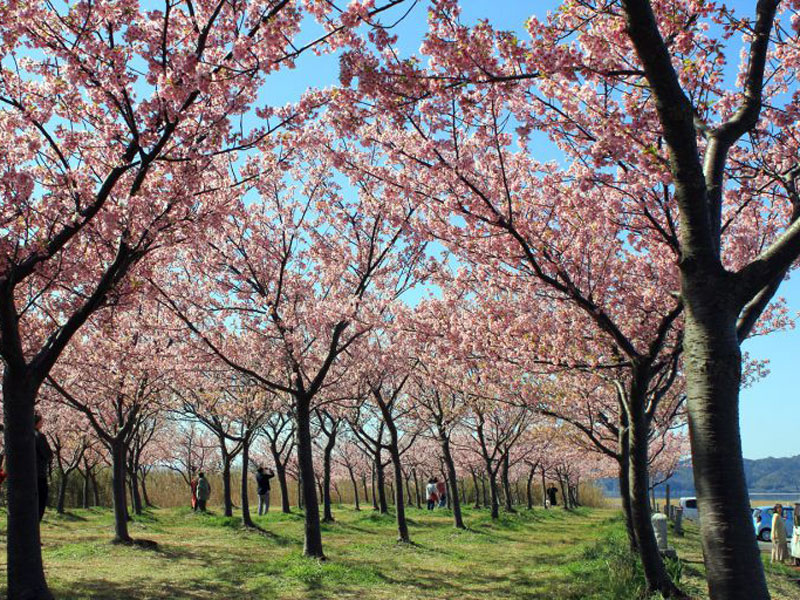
[49,467,607,511]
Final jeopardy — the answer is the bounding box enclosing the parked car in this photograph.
[752,505,794,542]
[679,497,699,521]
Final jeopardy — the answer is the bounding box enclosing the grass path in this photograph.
[1,505,798,599]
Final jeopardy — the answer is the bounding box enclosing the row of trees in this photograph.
[2,1,799,599]
[38,389,619,522]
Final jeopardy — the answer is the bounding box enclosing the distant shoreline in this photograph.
[603,491,800,501]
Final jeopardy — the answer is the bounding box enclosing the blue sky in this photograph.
[269,0,798,459]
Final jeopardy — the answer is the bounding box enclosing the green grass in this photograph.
[0,505,798,599]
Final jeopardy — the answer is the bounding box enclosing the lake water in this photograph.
[606,492,800,504]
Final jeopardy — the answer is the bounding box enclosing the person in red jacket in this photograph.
[190,473,199,511]
[436,479,447,508]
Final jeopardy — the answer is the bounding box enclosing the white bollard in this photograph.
[652,513,677,559]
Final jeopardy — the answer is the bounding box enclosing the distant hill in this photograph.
[598,455,800,496]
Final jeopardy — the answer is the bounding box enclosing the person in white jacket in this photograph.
[426,478,438,510]
[791,501,800,566]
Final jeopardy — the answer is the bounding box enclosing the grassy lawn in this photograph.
[667,517,800,600]
[0,504,797,599]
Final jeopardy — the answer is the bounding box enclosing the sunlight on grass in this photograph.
[1,505,797,599]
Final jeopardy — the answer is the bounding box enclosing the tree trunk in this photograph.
[333,482,342,504]
[56,469,68,514]
[82,467,90,509]
[126,472,134,519]
[370,466,378,510]
[375,457,388,513]
[501,453,515,513]
[276,463,291,513]
[526,466,535,510]
[413,468,421,508]
[684,294,769,600]
[297,476,304,510]
[471,468,481,508]
[3,371,54,600]
[540,466,547,509]
[129,462,142,516]
[296,397,324,558]
[558,471,569,510]
[387,479,394,505]
[388,445,410,542]
[110,440,132,543]
[439,435,465,528]
[619,425,637,551]
[348,466,360,511]
[91,470,100,506]
[482,460,500,519]
[322,431,335,523]
[362,474,370,508]
[481,476,489,508]
[240,438,254,527]
[140,469,152,507]
[629,404,680,597]
[220,447,233,518]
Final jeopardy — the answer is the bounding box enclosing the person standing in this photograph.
[771,504,788,563]
[34,413,53,522]
[190,473,199,511]
[547,485,558,508]
[791,501,800,566]
[196,472,211,512]
[255,467,275,516]
[436,478,447,508]
[426,478,438,510]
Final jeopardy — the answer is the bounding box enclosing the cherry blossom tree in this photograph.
[157,419,218,492]
[153,141,427,557]
[329,1,800,596]
[173,371,246,517]
[357,344,420,543]
[79,441,106,509]
[127,415,160,515]
[313,408,343,523]
[256,408,296,513]
[409,367,468,528]
[332,431,370,511]
[41,404,89,515]
[462,395,529,520]
[0,0,419,594]
[347,405,392,514]
[47,300,173,544]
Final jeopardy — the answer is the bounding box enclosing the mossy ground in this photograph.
[0,504,798,599]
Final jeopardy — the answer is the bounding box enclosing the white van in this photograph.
[679,497,699,521]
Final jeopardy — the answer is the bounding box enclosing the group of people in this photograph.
[425,477,447,510]
[189,472,212,511]
[25,418,800,573]
[188,466,275,515]
[769,502,800,566]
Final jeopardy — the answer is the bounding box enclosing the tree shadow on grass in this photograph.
[242,522,295,547]
[51,511,89,523]
[53,577,253,600]
[111,537,159,550]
